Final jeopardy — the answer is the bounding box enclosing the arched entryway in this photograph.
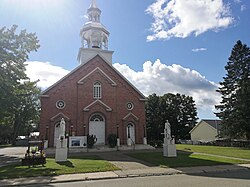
[89,113,105,145]
[127,122,135,143]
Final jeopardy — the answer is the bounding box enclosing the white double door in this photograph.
[89,121,105,145]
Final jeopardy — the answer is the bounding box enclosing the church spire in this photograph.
[78,0,113,65]
[80,0,109,49]
[87,0,101,23]
[90,0,97,8]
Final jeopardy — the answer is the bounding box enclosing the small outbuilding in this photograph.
[190,120,221,142]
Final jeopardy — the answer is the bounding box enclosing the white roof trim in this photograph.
[122,112,139,121]
[83,99,112,112]
[78,67,117,86]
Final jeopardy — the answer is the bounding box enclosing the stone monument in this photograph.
[162,120,177,157]
[55,118,68,162]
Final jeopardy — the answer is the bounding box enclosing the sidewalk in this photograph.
[1,164,250,186]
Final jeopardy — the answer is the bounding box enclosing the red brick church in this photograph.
[39,0,147,148]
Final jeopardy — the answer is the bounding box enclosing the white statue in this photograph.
[165,120,171,139]
[162,120,176,157]
[59,118,65,139]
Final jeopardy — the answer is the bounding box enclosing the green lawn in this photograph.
[0,144,13,148]
[127,151,250,168]
[0,156,119,180]
[176,144,250,159]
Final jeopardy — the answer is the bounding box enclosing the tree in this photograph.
[215,40,250,139]
[161,93,197,140]
[145,94,163,141]
[0,25,40,144]
[146,93,198,142]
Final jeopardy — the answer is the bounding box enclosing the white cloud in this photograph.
[192,48,207,52]
[25,60,220,118]
[240,5,246,12]
[25,61,70,90]
[146,0,234,41]
[234,0,241,4]
[114,59,221,117]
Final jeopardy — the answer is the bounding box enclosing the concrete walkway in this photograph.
[97,151,154,170]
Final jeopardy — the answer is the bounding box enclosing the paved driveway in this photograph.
[0,147,27,167]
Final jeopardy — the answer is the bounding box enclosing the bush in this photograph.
[87,134,97,148]
[148,140,163,148]
[107,134,117,148]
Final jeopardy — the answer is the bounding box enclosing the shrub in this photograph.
[107,134,117,148]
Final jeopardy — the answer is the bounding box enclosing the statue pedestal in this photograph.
[55,138,68,162]
[43,140,48,149]
[117,138,120,147]
[143,137,147,145]
[163,138,177,157]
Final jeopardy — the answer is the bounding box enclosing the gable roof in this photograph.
[203,120,221,130]
[41,54,146,100]
[190,119,221,133]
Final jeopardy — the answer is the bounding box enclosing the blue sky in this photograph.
[1,0,249,119]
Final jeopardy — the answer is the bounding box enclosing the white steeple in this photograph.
[78,0,113,65]
[80,0,109,50]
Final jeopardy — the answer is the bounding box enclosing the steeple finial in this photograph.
[90,0,97,8]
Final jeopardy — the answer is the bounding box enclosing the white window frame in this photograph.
[93,81,102,99]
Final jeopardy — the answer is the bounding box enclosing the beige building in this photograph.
[190,120,221,141]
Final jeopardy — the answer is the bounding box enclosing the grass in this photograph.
[127,151,250,168]
[0,144,13,148]
[176,144,250,160]
[0,155,119,180]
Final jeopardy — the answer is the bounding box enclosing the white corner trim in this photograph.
[78,67,117,86]
[122,112,139,121]
[83,99,112,112]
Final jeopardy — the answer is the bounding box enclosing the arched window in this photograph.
[93,81,101,99]
[90,114,104,122]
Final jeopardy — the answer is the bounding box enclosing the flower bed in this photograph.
[21,154,46,166]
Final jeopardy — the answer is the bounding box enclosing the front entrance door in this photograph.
[89,114,105,145]
[127,123,135,143]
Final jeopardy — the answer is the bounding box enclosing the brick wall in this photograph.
[40,55,146,147]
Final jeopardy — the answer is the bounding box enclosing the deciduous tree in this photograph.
[0,25,40,144]
[146,93,197,142]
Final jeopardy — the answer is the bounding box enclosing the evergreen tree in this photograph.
[0,25,40,144]
[215,40,250,139]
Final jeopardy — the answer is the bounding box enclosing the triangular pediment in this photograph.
[50,112,70,121]
[41,55,146,101]
[83,99,112,112]
[78,67,117,86]
[122,112,139,121]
